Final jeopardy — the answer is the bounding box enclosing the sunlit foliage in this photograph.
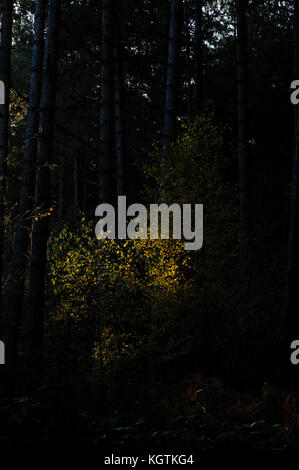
[48,115,237,379]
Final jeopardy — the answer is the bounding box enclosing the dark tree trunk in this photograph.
[113,7,125,197]
[58,133,64,218]
[5,0,46,361]
[280,0,299,389]
[25,0,61,367]
[184,0,191,120]
[194,0,203,114]
[82,156,87,210]
[0,0,13,327]
[99,0,114,203]
[161,0,181,149]
[73,155,78,213]
[236,0,250,275]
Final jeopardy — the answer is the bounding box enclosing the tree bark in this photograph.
[58,133,64,218]
[281,0,299,389]
[73,155,78,213]
[25,0,61,367]
[0,0,13,328]
[5,0,46,361]
[161,0,181,150]
[99,0,114,203]
[236,0,250,275]
[194,0,203,114]
[113,6,125,197]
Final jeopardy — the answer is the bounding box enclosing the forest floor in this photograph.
[1,372,299,451]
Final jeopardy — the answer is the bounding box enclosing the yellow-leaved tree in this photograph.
[47,114,237,382]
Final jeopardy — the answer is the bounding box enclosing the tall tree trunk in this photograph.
[58,133,64,218]
[184,0,191,121]
[25,0,61,367]
[236,0,250,275]
[194,0,203,114]
[82,156,87,210]
[161,0,181,150]
[113,6,125,197]
[0,0,13,328]
[73,155,78,213]
[5,0,46,362]
[99,0,114,203]
[281,0,299,389]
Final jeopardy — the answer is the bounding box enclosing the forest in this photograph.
[1,0,299,456]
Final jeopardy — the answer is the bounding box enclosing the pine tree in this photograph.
[162,0,181,149]
[194,0,203,113]
[26,0,61,367]
[281,0,299,389]
[0,0,13,326]
[99,0,114,203]
[113,5,125,197]
[5,0,46,362]
[236,0,250,275]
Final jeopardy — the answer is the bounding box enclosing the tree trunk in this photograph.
[236,0,250,276]
[161,0,181,150]
[99,0,114,203]
[58,133,64,218]
[25,0,61,367]
[5,0,46,362]
[73,155,78,214]
[113,7,125,197]
[0,0,13,327]
[280,0,299,389]
[184,0,191,120]
[194,0,203,114]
